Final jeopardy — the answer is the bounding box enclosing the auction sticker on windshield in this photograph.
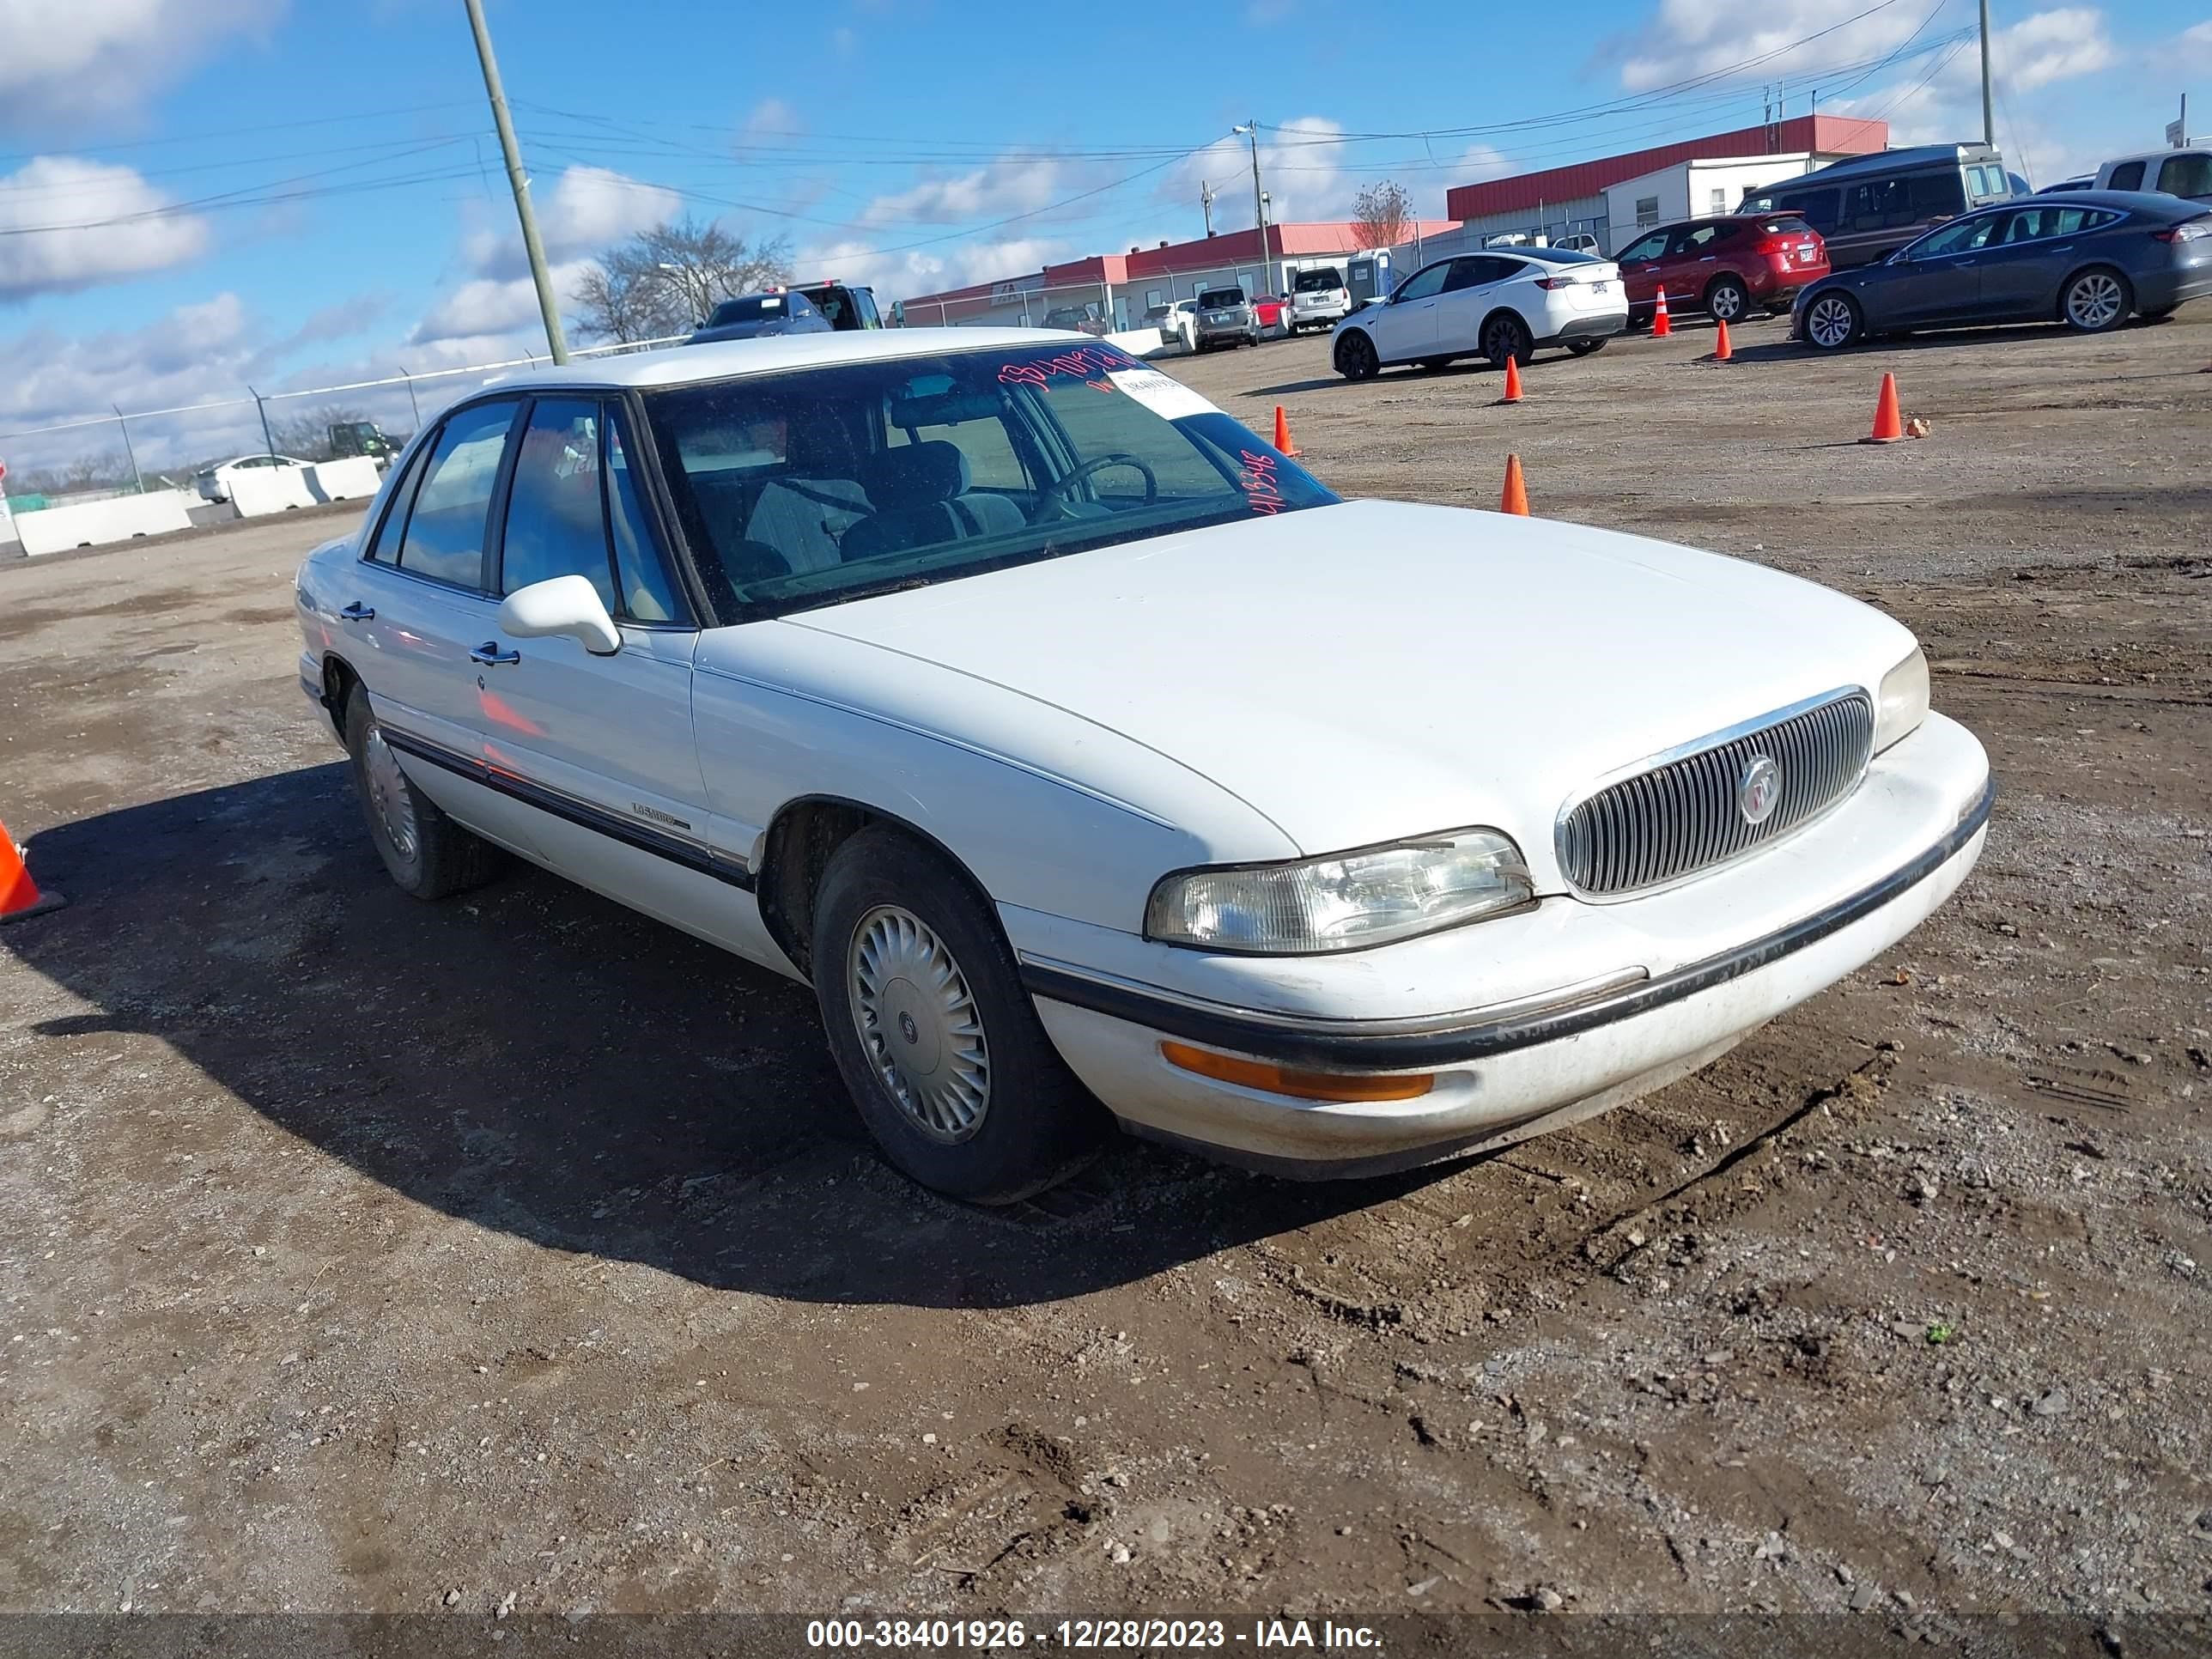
[1106,368,1213,421]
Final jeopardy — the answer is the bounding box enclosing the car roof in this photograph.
[1791,143,2001,184]
[479,327,1070,393]
[2100,149,2209,167]
[1968,188,2201,216]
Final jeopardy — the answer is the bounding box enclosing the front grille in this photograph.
[1556,691,1875,895]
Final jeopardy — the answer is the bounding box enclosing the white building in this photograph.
[1603,155,1827,244]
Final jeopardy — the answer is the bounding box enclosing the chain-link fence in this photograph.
[0,334,686,514]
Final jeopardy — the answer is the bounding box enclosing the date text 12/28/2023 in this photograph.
[805,1618,1382,1649]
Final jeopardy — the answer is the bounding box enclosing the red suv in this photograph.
[1613,214,1830,326]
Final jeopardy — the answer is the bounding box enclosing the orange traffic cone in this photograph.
[1497,356,1524,404]
[1706,317,1734,362]
[1651,286,1672,337]
[1272,404,1301,457]
[0,821,63,923]
[1500,454,1529,516]
[1862,372,1905,444]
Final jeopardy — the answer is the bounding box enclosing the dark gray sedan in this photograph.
[687,289,835,344]
[1792,191,2212,349]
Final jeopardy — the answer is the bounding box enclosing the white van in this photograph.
[2095,149,2212,204]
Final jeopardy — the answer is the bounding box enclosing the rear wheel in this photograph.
[1566,337,1607,357]
[1334,329,1381,380]
[343,684,501,900]
[1705,274,1750,323]
[812,827,1107,1203]
[1480,312,1534,368]
[1802,290,1862,351]
[2061,266,2130,332]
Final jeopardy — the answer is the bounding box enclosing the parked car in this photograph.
[793,281,884,331]
[1250,295,1291,338]
[1158,298,1200,350]
[1612,213,1831,325]
[1553,233,1602,255]
[2094,149,2212,206]
[1041,305,1112,337]
[1192,286,1262,349]
[196,453,308,502]
[688,290,835,343]
[1330,248,1626,379]
[2038,176,2095,194]
[295,328,1989,1201]
[1792,190,2212,349]
[1288,266,1352,332]
[328,420,399,465]
[1741,143,2016,269]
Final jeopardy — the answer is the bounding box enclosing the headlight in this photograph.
[1875,646,1929,753]
[1145,829,1534,954]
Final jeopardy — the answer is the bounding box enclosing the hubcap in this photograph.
[2069,274,2121,329]
[1712,285,1742,319]
[1808,296,1853,348]
[362,725,418,862]
[848,904,990,1145]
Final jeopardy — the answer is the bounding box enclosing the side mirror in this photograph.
[497,574,622,656]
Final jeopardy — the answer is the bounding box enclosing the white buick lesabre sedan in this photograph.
[295,329,1991,1203]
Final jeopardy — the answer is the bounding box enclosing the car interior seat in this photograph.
[840,441,1025,562]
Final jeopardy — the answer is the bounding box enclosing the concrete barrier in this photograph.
[1103,327,1168,359]
[15,490,196,556]
[228,458,382,518]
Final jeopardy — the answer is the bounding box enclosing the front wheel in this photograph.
[1334,330,1381,380]
[812,828,1108,1203]
[1802,290,1862,351]
[1566,337,1607,357]
[342,684,501,900]
[2061,267,2130,333]
[1480,312,1534,368]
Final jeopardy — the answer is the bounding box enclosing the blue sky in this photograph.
[2,0,2205,471]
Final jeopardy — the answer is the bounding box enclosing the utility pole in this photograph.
[1200,179,1216,238]
[463,0,569,363]
[1233,123,1268,262]
[112,406,143,494]
[1978,0,1996,149]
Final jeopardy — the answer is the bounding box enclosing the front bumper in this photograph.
[1015,713,1990,1175]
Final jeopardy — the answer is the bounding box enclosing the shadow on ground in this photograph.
[9,767,1433,1310]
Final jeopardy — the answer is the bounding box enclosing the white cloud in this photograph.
[1993,8,2114,90]
[459,165,684,277]
[1608,0,1931,93]
[0,0,283,129]
[860,157,1072,228]
[408,260,596,346]
[2181,21,2212,69]
[741,99,799,143]
[796,235,1073,307]
[1164,118,1364,227]
[0,156,210,300]
[831,24,856,55]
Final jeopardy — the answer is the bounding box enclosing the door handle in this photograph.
[469,642,520,667]
[339,601,374,621]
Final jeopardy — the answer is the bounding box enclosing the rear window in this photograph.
[1293,269,1344,292]
[1198,289,1244,307]
[1758,216,1813,236]
[2106,161,2146,191]
[708,295,794,325]
[2157,154,2212,197]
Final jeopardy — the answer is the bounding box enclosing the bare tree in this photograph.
[270,404,375,462]
[1352,180,1415,250]
[571,216,796,343]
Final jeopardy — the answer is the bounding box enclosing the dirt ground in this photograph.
[3,309,2209,1630]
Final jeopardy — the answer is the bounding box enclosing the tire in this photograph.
[2141,307,2176,324]
[1480,311,1534,368]
[342,684,501,900]
[2060,266,2130,332]
[812,827,1109,1204]
[1334,329,1381,380]
[1802,289,1862,351]
[1705,274,1750,324]
[1566,337,1607,357]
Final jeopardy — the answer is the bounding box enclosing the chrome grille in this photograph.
[1557,691,1875,895]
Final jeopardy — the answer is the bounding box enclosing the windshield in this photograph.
[707,294,802,325]
[1198,289,1243,307]
[1294,270,1343,291]
[645,343,1338,622]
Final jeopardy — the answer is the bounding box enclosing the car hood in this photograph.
[782,500,1915,878]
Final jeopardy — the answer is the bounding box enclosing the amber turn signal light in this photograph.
[1159,1042,1435,1103]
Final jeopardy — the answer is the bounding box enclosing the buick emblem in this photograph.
[1737,755,1782,825]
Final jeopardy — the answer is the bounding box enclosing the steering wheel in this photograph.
[1032,453,1158,520]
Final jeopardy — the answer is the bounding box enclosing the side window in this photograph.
[854,289,883,328]
[605,409,682,623]
[1442,257,1497,291]
[1672,222,1723,255]
[1793,191,1840,234]
[362,442,431,564]
[1911,215,2002,258]
[1393,262,1450,302]
[2157,154,2212,198]
[1911,172,1967,218]
[1617,231,1668,263]
[395,400,517,589]
[2107,161,2145,191]
[499,398,617,611]
[887,411,1030,491]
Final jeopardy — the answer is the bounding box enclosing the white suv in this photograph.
[1287,268,1352,332]
[1328,248,1626,379]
